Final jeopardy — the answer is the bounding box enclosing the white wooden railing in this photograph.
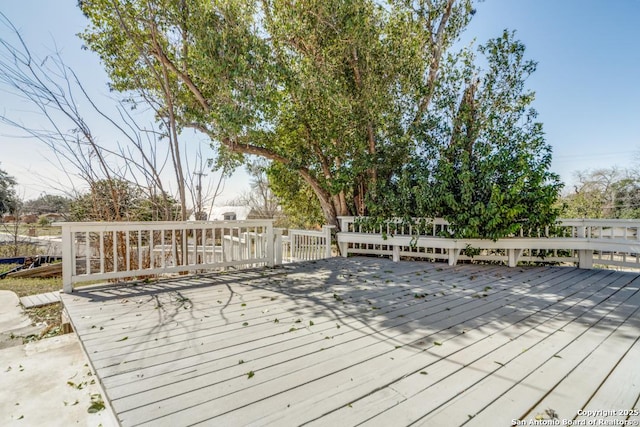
[337,217,640,270]
[57,220,278,292]
[59,216,639,291]
[282,225,334,262]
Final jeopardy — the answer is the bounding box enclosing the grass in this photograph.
[0,278,62,297]
[1,267,109,341]
[0,224,61,236]
[2,261,144,343]
[0,242,47,258]
[1,267,64,340]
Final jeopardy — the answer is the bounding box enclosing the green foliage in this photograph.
[560,167,640,219]
[371,31,562,238]
[78,0,475,227]
[0,164,17,215]
[37,216,51,227]
[267,163,324,229]
[23,194,71,215]
[79,1,560,235]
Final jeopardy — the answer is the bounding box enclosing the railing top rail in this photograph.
[557,218,640,226]
[338,216,640,227]
[338,216,449,223]
[338,217,451,229]
[54,219,274,230]
[289,229,327,236]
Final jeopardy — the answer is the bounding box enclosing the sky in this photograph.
[0,0,639,203]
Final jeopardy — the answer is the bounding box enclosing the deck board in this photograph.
[20,291,60,308]
[319,269,626,426]
[575,335,640,422]
[61,257,640,426]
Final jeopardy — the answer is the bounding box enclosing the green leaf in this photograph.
[87,394,105,413]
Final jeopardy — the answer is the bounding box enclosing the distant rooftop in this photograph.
[208,205,252,221]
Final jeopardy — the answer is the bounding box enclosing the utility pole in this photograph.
[194,172,207,220]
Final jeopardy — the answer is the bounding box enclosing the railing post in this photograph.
[339,240,348,257]
[322,225,335,258]
[508,249,523,267]
[448,248,460,266]
[58,223,74,293]
[266,221,274,267]
[338,216,353,233]
[274,228,283,266]
[579,250,593,269]
[575,221,593,269]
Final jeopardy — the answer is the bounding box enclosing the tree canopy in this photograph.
[79,0,562,236]
[23,194,72,215]
[70,179,180,221]
[0,165,17,216]
[560,167,640,219]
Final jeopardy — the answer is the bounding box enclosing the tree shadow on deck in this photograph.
[62,256,640,427]
[65,257,640,357]
[250,258,640,351]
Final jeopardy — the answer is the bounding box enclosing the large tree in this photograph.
[78,0,474,228]
[79,0,561,235]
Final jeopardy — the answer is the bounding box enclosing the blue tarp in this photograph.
[0,257,26,265]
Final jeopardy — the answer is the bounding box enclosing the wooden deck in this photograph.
[61,257,640,426]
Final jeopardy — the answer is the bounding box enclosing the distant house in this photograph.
[1,214,16,223]
[20,214,38,224]
[208,206,252,221]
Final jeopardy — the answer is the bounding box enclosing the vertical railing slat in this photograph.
[161,230,166,268]
[112,230,117,272]
[150,229,155,270]
[138,230,143,271]
[183,226,188,266]
[99,231,104,274]
[85,231,90,275]
[171,229,177,267]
